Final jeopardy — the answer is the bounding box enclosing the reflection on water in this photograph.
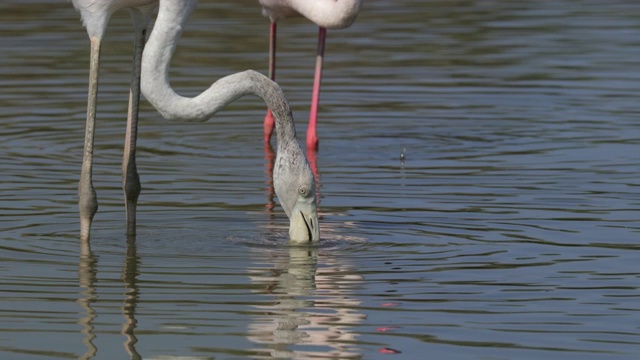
[120,236,142,360]
[78,240,98,360]
[78,236,141,360]
[1,0,640,359]
[248,247,365,359]
[74,237,366,359]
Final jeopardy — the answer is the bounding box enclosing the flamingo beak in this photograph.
[289,201,319,244]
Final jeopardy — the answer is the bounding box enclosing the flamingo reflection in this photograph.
[247,247,365,358]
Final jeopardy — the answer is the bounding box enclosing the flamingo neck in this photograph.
[141,0,297,148]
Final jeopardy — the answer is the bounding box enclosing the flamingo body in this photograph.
[258,0,362,151]
[258,0,361,29]
[72,0,156,39]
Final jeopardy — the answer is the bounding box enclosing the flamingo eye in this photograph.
[298,186,310,197]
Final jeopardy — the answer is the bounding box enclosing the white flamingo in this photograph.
[141,0,319,243]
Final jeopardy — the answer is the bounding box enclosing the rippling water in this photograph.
[1,0,639,359]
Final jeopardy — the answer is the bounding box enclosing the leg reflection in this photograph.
[121,234,141,360]
[78,239,97,360]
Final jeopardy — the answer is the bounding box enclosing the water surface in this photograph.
[1,0,639,359]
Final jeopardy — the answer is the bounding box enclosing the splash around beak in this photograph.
[288,201,320,244]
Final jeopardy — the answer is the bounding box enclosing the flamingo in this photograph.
[258,0,363,151]
[140,0,319,243]
[71,0,158,240]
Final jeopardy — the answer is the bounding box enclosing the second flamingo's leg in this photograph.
[307,27,326,152]
[263,21,277,144]
[122,13,148,237]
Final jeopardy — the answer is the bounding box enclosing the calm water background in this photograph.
[1,0,639,359]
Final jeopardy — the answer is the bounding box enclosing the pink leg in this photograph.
[307,27,326,151]
[264,142,276,214]
[263,21,277,144]
[307,143,319,184]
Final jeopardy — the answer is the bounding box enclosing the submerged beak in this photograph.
[289,202,320,244]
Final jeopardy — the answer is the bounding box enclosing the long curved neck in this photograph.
[141,0,297,148]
